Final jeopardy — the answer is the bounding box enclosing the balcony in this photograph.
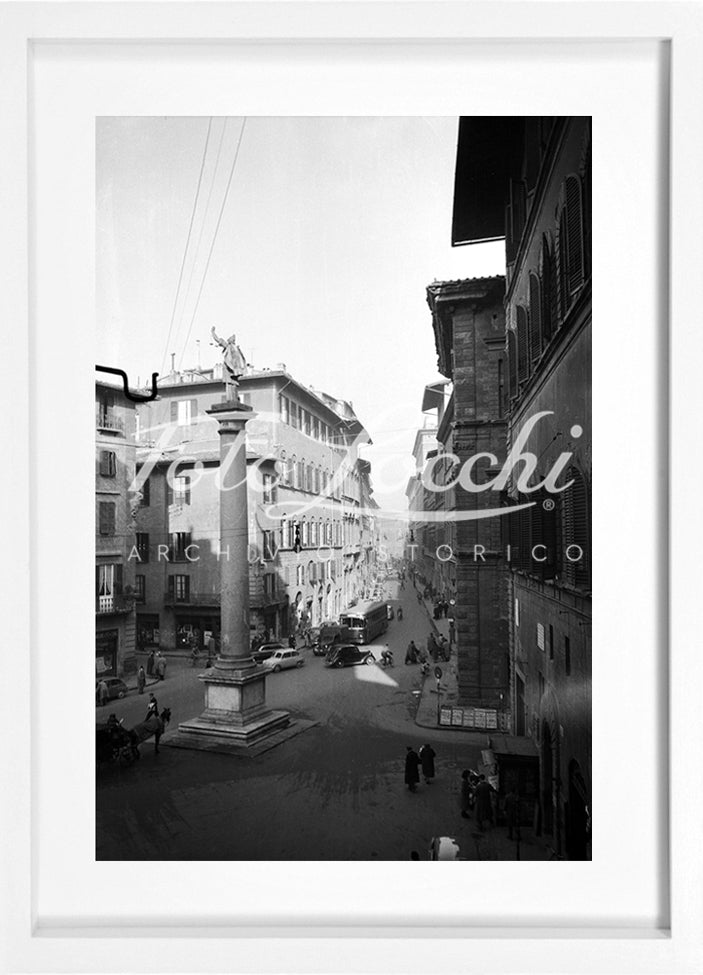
[96,411,125,435]
[95,593,134,615]
[164,591,221,608]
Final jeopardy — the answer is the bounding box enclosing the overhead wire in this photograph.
[172,118,229,363]
[177,117,248,371]
[160,117,213,376]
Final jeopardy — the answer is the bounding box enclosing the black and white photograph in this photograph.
[95,115,591,862]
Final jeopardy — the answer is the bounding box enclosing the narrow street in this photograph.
[97,583,543,860]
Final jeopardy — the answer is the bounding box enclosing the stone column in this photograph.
[171,401,289,751]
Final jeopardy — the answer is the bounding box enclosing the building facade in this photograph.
[133,364,375,651]
[95,381,138,678]
[426,277,509,714]
[451,117,592,858]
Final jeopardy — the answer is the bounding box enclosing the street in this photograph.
[96,583,545,860]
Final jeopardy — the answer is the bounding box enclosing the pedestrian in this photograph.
[156,653,167,681]
[397,606,403,621]
[448,617,456,645]
[474,774,496,830]
[146,692,159,720]
[405,640,418,665]
[419,743,436,784]
[438,635,449,662]
[288,633,296,649]
[427,631,437,661]
[146,649,155,676]
[207,634,217,664]
[460,769,473,819]
[97,679,109,707]
[404,746,420,792]
[137,665,146,694]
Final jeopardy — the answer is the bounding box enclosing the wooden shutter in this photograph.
[529,274,542,361]
[516,307,529,380]
[541,238,554,343]
[557,210,569,321]
[99,450,109,476]
[95,565,100,595]
[170,401,178,423]
[115,563,123,595]
[167,576,175,600]
[572,470,591,590]
[565,175,584,293]
[508,331,517,399]
[190,398,198,420]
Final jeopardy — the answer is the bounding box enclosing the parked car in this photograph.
[324,644,376,668]
[95,677,129,701]
[260,648,305,673]
[251,642,285,663]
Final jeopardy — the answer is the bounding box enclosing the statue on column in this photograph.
[210,326,247,401]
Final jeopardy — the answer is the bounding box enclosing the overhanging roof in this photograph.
[451,117,525,246]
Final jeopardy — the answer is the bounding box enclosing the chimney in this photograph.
[170,353,176,373]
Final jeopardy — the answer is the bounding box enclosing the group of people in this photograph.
[146,650,167,681]
[404,744,437,792]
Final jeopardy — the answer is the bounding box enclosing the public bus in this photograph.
[338,601,389,644]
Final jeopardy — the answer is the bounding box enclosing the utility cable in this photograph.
[177,117,247,371]
[160,117,213,376]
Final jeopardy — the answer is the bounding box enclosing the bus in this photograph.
[338,601,389,644]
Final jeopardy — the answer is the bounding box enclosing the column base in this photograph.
[168,665,290,751]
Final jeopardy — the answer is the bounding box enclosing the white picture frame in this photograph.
[2,2,701,972]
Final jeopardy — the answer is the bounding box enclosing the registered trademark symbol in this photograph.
[542,498,556,511]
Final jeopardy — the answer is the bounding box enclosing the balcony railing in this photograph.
[164,591,221,607]
[96,411,125,434]
[95,593,133,614]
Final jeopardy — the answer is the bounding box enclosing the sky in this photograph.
[96,117,504,514]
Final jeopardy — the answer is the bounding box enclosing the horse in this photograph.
[128,706,171,756]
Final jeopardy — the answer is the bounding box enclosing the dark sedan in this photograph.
[324,644,376,668]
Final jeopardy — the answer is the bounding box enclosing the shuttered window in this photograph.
[541,237,555,343]
[168,575,190,602]
[560,467,590,591]
[508,331,518,399]
[565,175,584,294]
[529,273,542,362]
[516,306,529,381]
[98,501,115,536]
[557,209,569,322]
[136,532,149,562]
[170,399,198,427]
[99,450,116,477]
[167,475,191,506]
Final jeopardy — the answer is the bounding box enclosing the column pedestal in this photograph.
[175,667,289,746]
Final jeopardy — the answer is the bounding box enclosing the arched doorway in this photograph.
[566,760,590,860]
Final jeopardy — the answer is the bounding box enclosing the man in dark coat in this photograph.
[419,743,436,784]
[474,774,496,830]
[404,746,420,792]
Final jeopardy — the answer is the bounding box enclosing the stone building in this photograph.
[451,116,591,858]
[95,380,137,677]
[132,364,375,651]
[426,277,509,714]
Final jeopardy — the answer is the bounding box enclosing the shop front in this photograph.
[174,610,220,650]
[95,628,118,677]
